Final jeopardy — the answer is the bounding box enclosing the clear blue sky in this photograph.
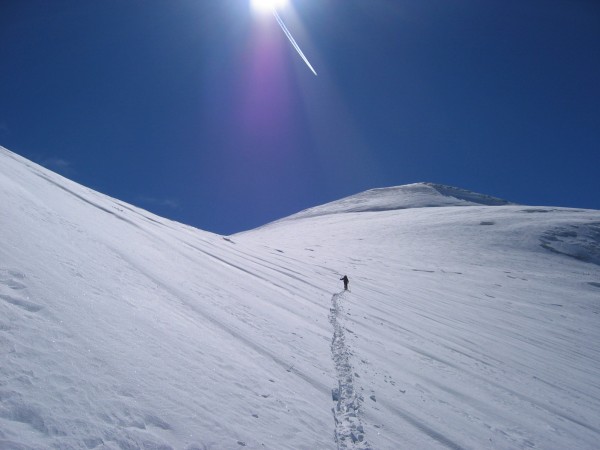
[1,0,599,234]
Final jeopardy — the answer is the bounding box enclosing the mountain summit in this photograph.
[1,146,599,449]
[280,182,512,221]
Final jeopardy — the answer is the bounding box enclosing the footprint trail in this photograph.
[329,291,371,449]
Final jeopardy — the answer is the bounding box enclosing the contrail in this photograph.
[272,9,317,76]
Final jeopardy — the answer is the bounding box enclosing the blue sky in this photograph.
[1,0,599,234]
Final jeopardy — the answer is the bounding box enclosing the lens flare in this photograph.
[251,0,287,14]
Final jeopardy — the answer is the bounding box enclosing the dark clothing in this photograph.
[340,275,349,290]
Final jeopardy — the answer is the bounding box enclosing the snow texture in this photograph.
[1,145,600,449]
[329,291,370,449]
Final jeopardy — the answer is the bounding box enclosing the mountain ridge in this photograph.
[272,182,513,224]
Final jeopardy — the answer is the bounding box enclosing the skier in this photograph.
[340,275,349,291]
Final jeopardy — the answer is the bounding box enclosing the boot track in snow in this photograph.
[329,291,371,449]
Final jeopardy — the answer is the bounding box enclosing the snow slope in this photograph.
[1,146,599,449]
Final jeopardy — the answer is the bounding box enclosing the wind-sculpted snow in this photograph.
[540,221,600,265]
[1,146,600,449]
[427,183,511,206]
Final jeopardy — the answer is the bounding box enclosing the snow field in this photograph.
[1,146,600,449]
[239,205,600,449]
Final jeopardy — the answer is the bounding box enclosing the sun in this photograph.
[251,0,287,14]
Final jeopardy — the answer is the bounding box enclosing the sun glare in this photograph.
[251,0,287,14]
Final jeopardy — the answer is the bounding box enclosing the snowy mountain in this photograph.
[1,145,599,450]
[274,183,512,222]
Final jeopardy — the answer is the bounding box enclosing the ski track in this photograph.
[109,246,331,397]
[329,291,371,449]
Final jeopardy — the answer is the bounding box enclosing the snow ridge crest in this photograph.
[279,182,512,222]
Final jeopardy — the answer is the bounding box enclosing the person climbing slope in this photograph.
[340,275,349,291]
